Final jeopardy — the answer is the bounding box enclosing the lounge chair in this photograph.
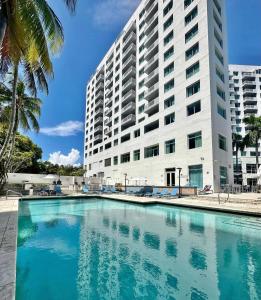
[198,185,213,194]
[82,185,89,193]
[150,187,161,197]
[157,188,171,198]
[166,187,179,198]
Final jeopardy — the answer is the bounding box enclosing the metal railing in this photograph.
[6,190,23,199]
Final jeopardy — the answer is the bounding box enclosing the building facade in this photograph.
[84,0,233,191]
[229,64,261,186]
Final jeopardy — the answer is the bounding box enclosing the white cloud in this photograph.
[92,0,141,27]
[48,148,81,166]
[40,121,83,137]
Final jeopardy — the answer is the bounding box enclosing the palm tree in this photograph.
[0,80,42,167]
[232,133,247,184]
[0,0,77,162]
[243,115,261,175]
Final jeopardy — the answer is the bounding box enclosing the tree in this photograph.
[0,0,77,162]
[232,133,247,184]
[243,116,261,175]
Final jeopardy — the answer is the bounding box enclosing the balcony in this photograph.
[243,97,257,105]
[122,55,136,72]
[94,117,103,126]
[144,1,158,22]
[144,39,158,61]
[105,97,113,108]
[95,99,103,108]
[122,43,136,61]
[144,14,158,35]
[144,0,155,11]
[121,102,135,117]
[243,89,257,97]
[122,89,136,105]
[104,117,112,126]
[144,97,159,115]
[242,73,255,81]
[244,105,258,113]
[96,82,104,92]
[122,78,136,93]
[144,54,158,74]
[144,82,159,101]
[121,114,136,126]
[144,67,158,87]
[96,91,103,100]
[96,73,104,83]
[94,134,102,142]
[94,125,103,134]
[105,87,113,99]
[104,127,112,135]
[95,108,103,117]
[243,81,256,87]
[105,107,112,117]
[144,27,158,48]
[105,69,113,81]
[122,66,136,82]
[123,32,136,51]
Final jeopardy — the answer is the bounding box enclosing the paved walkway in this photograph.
[0,198,18,300]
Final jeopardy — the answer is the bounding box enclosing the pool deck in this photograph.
[1,193,261,299]
[0,199,18,300]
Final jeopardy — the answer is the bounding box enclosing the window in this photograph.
[217,86,226,100]
[216,67,224,82]
[138,105,145,114]
[114,139,118,146]
[164,30,174,45]
[184,0,194,9]
[189,164,203,188]
[144,120,159,133]
[121,134,130,143]
[104,158,111,167]
[139,92,145,101]
[214,29,223,48]
[187,100,201,116]
[219,134,227,151]
[134,129,140,138]
[121,153,130,163]
[246,164,257,174]
[145,145,159,158]
[185,42,199,60]
[165,112,175,125]
[164,79,175,92]
[185,6,198,26]
[105,142,111,149]
[164,15,173,31]
[164,62,174,77]
[113,156,118,165]
[139,68,144,76]
[186,81,200,97]
[164,95,175,108]
[186,61,200,79]
[164,46,174,61]
[213,11,222,31]
[185,24,198,43]
[220,166,228,186]
[139,80,144,88]
[165,139,175,154]
[217,104,226,119]
[213,0,221,15]
[188,131,202,149]
[133,150,140,161]
[163,0,173,16]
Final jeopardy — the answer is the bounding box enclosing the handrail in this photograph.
[6,190,23,199]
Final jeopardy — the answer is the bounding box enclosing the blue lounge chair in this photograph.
[110,186,117,193]
[54,185,62,195]
[167,187,179,198]
[151,187,161,197]
[82,185,89,193]
[157,188,170,197]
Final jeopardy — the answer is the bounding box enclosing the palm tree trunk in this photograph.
[235,146,239,184]
[256,136,259,176]
[0,62,19,162]
[0,3,7,49]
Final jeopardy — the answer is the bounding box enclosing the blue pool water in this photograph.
[16,199,261,300]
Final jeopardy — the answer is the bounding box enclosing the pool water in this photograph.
[16,199,261,300]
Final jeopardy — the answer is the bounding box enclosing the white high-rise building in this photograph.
[84,0,233,191]
[229,64,261,186]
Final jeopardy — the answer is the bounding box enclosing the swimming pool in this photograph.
[16,198,261,300]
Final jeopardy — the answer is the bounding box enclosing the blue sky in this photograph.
[29,0,261,166]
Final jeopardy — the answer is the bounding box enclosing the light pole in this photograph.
[124,173,127,193]
[177,168,182,198]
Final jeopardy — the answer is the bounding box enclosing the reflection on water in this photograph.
[16,199,261,300]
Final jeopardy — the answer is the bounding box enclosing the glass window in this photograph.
[213,0,222,15]
[220,166,228,186]
[215,48,224,65]
[165,139,175,154]
[134,129,140,138]
[121,153,130,163]
[164,95,175,108]
[185,42,199,60]
[189,164,203,188]
[217,104,226,119]
[163,0,173,16]
[164,30,174,45]
[186,61,200,78]
[164,15,173,31]
[217,86,226,100]
[216,67,224,82]
[145,145,159,158]
[188,131,202,149]
[164,79,175,92]
[164,46,174,61]
[187,100,201,116]
[185,6,198,26]
[113,156,118,165]
[164,62,174,77]
[184,0,194,9]
[214,29,223,48]
[133,150,140,161]
[165,112,175,125]
[138,105,145,114]
[104,158,111,167]
[219,134,227,151]
[186,81,200,97]
[185,24,198,43]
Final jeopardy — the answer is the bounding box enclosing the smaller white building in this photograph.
[229,64,261,186]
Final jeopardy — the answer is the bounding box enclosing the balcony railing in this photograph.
[94,134,102,141]
[94,125,103,133]
[122,78,136,91]
[122,89,136,104]
[122,102,135,114]
[145,54,158,73]
[104,117,112,126]
[144,82,159,100]
[144,97,159,114]
[122,114,136,125]
[123,32,136,50]
[122,66,136,81]
[144,67,158,86]
[122,55,136,70]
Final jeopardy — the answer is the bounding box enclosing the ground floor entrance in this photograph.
[165,168,176,187]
